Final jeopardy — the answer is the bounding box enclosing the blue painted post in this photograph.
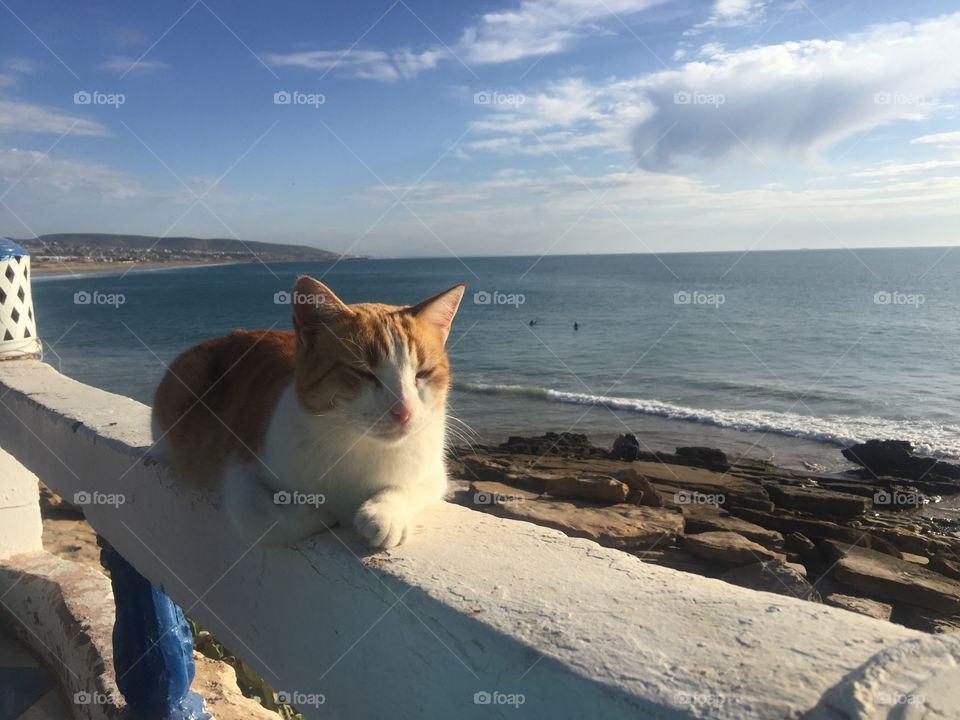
[99,539,210,720]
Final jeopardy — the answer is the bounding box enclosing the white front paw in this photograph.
[354,500,411,549]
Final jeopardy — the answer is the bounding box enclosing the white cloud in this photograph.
[262,49,399,81]
[462,13,960,169]
[911,131,960,146]
[457,0,667,64]
[0,99,108,136]
[0,57,39,88]
[265,0,668,80]
[465,77,651,156]
[0,146,142,201]
[99,56,171,75]
[686,0,768,35]
[852,159,960,178]
[631,12,960,171]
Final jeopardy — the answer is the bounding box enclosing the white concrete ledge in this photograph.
[0,551,124,720]
[1,359,959,719]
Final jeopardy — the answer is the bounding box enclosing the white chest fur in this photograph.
[260,384,448,523]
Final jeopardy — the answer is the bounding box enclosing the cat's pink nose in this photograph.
[390,403,412,425]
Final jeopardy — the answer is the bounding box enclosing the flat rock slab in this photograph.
[469,481,541,504]
[824,593,893,621]
[829,542,960,614]
[766,484,869,518]
[682,505,784,549]
[682,531,783,565]
[626,461,770,506]
[720,560,822,602]
[544,474,631,503]
[487,498,683,550]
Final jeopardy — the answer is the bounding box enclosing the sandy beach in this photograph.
[30,258,255,278]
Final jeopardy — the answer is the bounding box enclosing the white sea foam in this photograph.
[455,382,960,460]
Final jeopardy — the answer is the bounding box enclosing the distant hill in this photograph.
[18,233,346,261]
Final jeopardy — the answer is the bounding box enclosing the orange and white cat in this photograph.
[151,275,465,549]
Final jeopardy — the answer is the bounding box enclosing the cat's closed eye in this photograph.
[347,366,380,383]
[416,368,435,380]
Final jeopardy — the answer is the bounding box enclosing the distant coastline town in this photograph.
[14,233,353,276]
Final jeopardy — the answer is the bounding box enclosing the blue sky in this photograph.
[1,0,959,257]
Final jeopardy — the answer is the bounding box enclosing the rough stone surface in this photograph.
[682,531,783,565]
[843,439,960,481]
[543,474,630,503]
[488,498,683,550]
[610,467,663,506]
[682,505,784,549]
[931,556,960,581]
[829,542,960,614]
[720,560,822,602]
[468,481,540,503]
[824,593,893,621]
[766,483,869,518]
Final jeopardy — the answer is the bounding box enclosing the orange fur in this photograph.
[152,277,462,488]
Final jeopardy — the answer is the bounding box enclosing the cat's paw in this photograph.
[354,500,411,549]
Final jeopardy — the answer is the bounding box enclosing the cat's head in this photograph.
[290,275,464,443]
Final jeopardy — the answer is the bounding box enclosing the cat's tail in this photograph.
[221,463,338,547]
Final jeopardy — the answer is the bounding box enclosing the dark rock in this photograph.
[625,461,771,508]
[498,432,606,459]
[824,593,892,621]
[719,560,822,602]
[842,439,960,483]
[610,433,642,461]
[766,483,869,518]
[892,603,960,634]
[784,532,816,556]
[825,541,960,614]
[930,556,960,581]
[681,531,783,565]
[612,468,664,507]
[728,507,903,558]
[674,446,729,472]
[681,505,783,549]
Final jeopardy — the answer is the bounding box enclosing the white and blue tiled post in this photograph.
[0,239,41,360]
[0,238,209,719]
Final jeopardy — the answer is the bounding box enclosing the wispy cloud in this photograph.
[262,48,400,81]
[0,99,108,136]
[685,0,769,35]
[911,131,960,146]
[457,0,667,64]
[0,57,40,88]
[264,0,669,81]
[0,146,143,201]
[99,55,171,75]
[465,77,649,156]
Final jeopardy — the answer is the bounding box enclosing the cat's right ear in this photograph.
[292,276,350,344]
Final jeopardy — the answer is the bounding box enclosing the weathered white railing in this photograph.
[5,362,960,718]
[1,244,959,718]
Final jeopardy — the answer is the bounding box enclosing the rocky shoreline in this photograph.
[448,433,960,633]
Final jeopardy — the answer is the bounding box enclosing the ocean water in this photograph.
[30,248,960,471]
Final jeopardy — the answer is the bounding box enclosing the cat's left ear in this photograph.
[409,284,465,343]
[292,276,351,344]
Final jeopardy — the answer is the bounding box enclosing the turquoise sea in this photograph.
[31,247,960,471]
